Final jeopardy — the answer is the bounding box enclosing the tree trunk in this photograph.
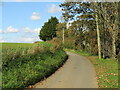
[95,2,101,59]
[103,3,108,58]
[96,13,102,59]
[111,2,119,59]
[112,30,116,59]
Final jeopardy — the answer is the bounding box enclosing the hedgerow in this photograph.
[2,42,67,88]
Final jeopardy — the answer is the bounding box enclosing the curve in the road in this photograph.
[33,52,98,88]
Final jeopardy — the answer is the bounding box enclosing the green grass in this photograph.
[2,42,68,88]
[94,58,118,88]
[66,49,118,88]
[65,48,92,56]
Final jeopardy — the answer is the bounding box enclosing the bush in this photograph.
[2,42,68,88]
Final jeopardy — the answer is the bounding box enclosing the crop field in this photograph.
[1,42,67,88]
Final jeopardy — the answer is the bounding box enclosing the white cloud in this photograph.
[48,4,62,13]
[0,26,40,34]
[33,27,41,33]
[0,26,19,33]
[24,27,31,32]
[21,37,35,42]
[6,26,19,33]
[18,37,41,43]
[21,27,42,43]
[30,12,41,20]
[0,26,42,43]
[23,27,41,33]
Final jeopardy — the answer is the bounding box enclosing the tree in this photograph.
[93,2,102,59]
[60,2,99,54]
[60,16,66,44]
[39,17,59,41]
[56,23,67,39]
[59,1,119,59]
[97,2,119,59]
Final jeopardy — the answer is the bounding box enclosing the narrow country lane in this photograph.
[33,52,98,88]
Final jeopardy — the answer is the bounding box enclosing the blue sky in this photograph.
[0,1,63,43]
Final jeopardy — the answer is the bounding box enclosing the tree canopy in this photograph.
[58,2,119,59]
[39,17,59,41]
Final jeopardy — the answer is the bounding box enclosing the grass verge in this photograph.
[65,49,118,88]
[2,42,68,88]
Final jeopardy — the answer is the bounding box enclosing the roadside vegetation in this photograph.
[2,42,67,88]
[65,49,118,88]
[89,57,118,88]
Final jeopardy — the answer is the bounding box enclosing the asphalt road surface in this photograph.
[33,52,98,88]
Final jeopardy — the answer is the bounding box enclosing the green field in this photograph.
[2,42,68,88]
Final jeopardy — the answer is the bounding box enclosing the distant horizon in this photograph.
[0,40,43,43]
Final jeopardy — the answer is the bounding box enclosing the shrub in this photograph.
[2,42,68,88]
